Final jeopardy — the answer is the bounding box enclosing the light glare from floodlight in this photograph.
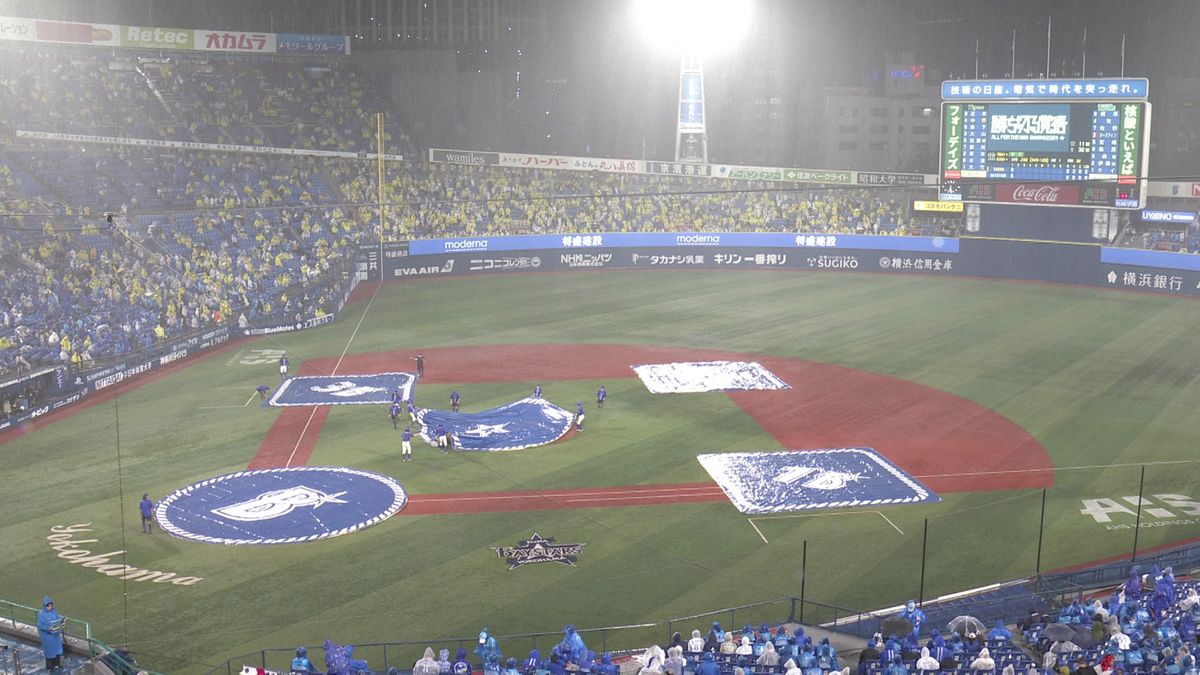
[634,0,753,55]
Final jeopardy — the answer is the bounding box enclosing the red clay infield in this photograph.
[248,344,1054,514]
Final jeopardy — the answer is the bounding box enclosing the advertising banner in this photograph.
[0,16,34,41]
[409,232,958,256]
[991,183,1082,207]
[0,15,348,56]
[428,149,500,166]
[497,152,641,173]
[196,29,275,53]
[942,78,1149,101]
[913,200,964,212]
[432,147,933,187]
[713,164,857,185]
[858,171,927,186]
[121,24,194,50]
[275,33,349,55]
[35,19,119,45]
[645,160,712,177]
[1140,210,1196,224]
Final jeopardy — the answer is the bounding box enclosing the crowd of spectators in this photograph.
[336,162,959,242]
[0,42,409,156]
[1020,566,1197,675]
[0,146,362,375]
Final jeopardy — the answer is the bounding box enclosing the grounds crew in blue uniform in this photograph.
[451,390,461,412]
[574,402,585,431]
[37,596,64,671]
[533,384,542,399]
[279,353,289,381]
[413,353,425,378]
[402,427,413,461]
[596,386,606,408]
[390,401,402,429]
[140,493,154,533]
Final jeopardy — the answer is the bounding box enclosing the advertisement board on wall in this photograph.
[276,33,350,55]
[196,29,275,53]
[121,25,194,49]
[0,14,347,57]
[407,232,959,256]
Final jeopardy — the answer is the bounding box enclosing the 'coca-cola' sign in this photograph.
[995,182,1081,206]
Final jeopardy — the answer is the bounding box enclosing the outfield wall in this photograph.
[359,232,1200,299]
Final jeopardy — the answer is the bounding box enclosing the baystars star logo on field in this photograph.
[156,467,407,545]
[492,533,586,570]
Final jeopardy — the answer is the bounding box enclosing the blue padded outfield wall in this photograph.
[359,231,1200,300]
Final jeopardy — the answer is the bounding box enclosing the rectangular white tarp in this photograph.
[631,361,789,394]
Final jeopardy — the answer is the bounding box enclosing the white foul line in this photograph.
[876,510,904,535]
[285,284,381,467]
[199,392,264,410]
[747,509,904,542]
[748,518,769,544]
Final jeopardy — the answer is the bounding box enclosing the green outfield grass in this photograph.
[5,270,1200,673]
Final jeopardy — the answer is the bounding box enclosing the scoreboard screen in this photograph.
[939,100,1150,209]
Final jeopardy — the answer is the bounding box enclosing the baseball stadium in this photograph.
[2,1,1200,674]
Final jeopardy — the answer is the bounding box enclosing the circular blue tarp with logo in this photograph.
[156,466,407,545]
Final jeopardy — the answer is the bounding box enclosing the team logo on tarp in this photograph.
[492,533,586,570]
[632,361,790,393]
[211,486,349,521]
[268,373,416,406]
[696,448,940,514]
[416,397,575,451]
[156,467,407,545]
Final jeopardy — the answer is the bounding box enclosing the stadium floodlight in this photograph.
[632,0,754,56]
[633,0,754,164]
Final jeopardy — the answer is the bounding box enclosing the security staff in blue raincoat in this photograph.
[37,596,64,671]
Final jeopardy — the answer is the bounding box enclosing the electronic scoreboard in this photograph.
[938,78,1151,209]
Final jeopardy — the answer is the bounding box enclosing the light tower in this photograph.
[633,0,754,164]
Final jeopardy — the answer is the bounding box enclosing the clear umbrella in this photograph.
[947,616,986,636]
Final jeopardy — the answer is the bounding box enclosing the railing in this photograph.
[84,636,165,675]
[204,597,811,675]
[1035,539,1200,602]
[0,598,91,643]
[0,598,165,674]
